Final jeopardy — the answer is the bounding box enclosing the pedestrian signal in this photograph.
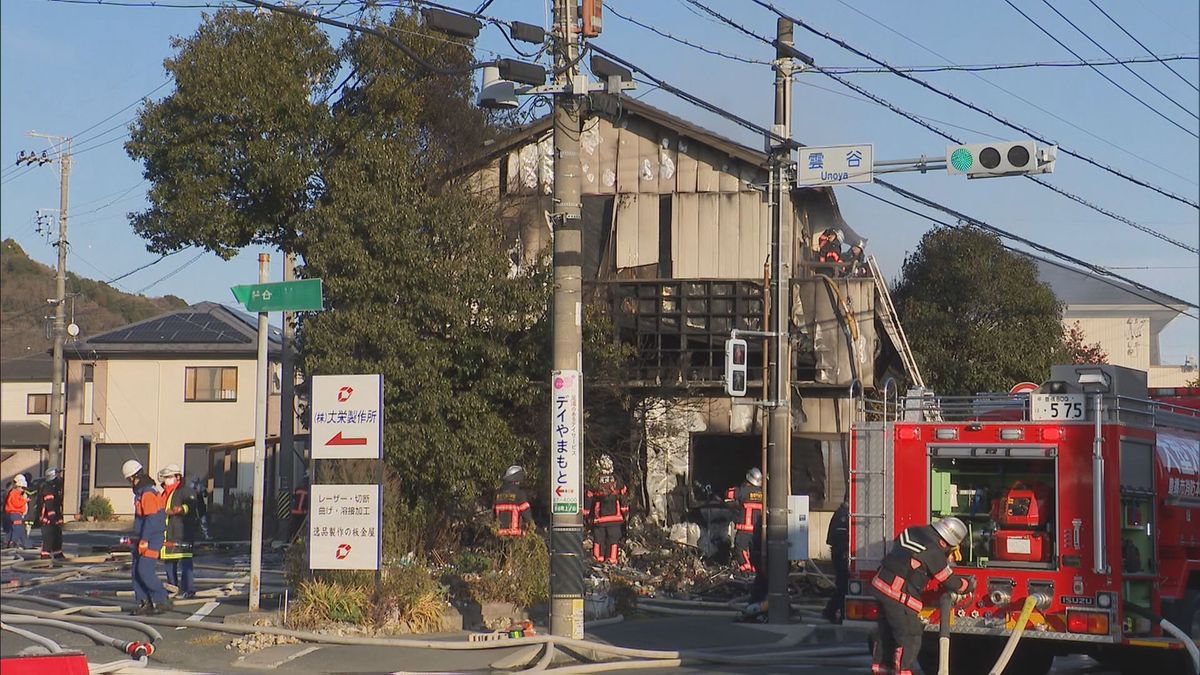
[725,338,748,397]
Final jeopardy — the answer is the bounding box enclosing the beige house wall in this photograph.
[1,381,54,423]
[1066,316,1151,370]
[64,356,279,516]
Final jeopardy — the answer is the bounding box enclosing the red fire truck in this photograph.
[846,365,1200,675]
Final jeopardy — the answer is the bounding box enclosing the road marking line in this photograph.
[177,600,220,629]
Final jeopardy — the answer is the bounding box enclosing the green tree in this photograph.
[124,7,549,544]
[892,227,1064,395]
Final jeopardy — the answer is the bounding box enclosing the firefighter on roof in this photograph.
[586,454,628,565]
[818,228,843,264]
[494,465,534,537]
[870,516,974,675]
[726,468,764,574]
[37,468,65,560]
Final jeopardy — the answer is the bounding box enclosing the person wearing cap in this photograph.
[123,459,171,615]
[158,464,198,598]
[869,516,974,675]
[4,474,32,549]
[37,468,66,560]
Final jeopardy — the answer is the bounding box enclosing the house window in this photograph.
[185,443,237,488]
[185,366,237,402]
[94,443,150,488]
[26,393,57,414]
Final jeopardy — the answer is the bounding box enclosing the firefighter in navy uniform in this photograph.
[726,468,764,574]
[822,500,850,623]
[870,517,974,675]
[494,465,534,537]
[37,468,65,560]
[586,455,628,565]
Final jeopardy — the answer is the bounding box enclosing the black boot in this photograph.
[130,601,151,616]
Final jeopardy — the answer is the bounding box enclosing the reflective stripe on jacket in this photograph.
[586,476,628,525]
[495,482,532,536]
[726,482,763,532]
[133,482,166,559]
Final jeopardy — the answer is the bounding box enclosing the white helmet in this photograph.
[158,464,183,480]
[746,468,763,487]
[121,460,144,480]
[13,475,27,487]
[503,465,525,482]
[932,516,968,547]
[46,468,61,481]
[598,454,614,473]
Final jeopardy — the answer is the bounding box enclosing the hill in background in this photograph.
[1,238,188,360]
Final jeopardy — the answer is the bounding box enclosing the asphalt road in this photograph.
[1,529,1126,674]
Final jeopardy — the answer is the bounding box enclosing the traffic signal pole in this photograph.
[549,0,585,640]
[766,17,795,625]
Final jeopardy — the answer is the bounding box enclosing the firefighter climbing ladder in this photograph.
[867,256,924,389]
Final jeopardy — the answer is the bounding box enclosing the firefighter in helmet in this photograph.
[586,454,629,565]
[494,465,533,537]
[123,460,171,615]
[726,468,764,574]
[817,228,843,265]
[37,468,66,560]
[870,516,974,675]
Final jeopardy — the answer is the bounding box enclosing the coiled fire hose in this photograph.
[986,595,1039,675]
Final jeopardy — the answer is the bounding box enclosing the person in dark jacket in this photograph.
[494,465,534,537]
[586,454,629,565]
[840,241,867,277]
[822,501,850,623]
[870,517,974,675]
[817,228,843,265]
[37,468,65,560]
[158,464,199,598]
[726,468,764,574]
[123,460,171,615]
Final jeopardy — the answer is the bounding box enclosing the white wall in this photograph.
[1066,316,1151,371]
[0,381,53,423]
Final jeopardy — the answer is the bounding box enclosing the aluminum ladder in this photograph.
[867,255,925,389]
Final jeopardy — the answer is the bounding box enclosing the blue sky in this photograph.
[2,0,1197,363]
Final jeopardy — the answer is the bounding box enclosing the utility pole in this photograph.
[280,252,297,494]
[550,0,585,640]
[17,135,72,472]
[766,18,795,625]
[249,253,270,612]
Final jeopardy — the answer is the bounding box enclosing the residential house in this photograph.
[1037,259,1197,387]
[61,302,283,517]
[462,96,909,553]
[1,356,54,486]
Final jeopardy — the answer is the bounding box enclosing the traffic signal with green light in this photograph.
[946,141,1056,177]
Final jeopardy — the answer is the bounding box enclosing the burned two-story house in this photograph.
[462,96,914,553]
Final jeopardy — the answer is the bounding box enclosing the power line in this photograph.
[137,249,206,294]
[821,0,1198,187]
[607,3,770,65]
[741,0,1200,209]
[1038,0,1197,121]
[848,184,1199,319]
[1002,0,1197,139]
[581,43,1196,309]
[1086,0,1199,93]
[681,0,1199,253]
[823,54,1200,74]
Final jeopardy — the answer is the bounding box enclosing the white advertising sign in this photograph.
[311,374,382,459]
[309,484,380,570]
[1030,393,1086,421]
[797,144,874,187]
[550,370,582,515]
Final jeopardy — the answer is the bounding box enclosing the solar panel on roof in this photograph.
[90,312,251,344]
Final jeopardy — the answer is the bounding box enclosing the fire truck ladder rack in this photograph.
[847,379,895,572]
[867,255,924,389]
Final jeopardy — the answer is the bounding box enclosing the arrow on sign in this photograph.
[326,432,368,446]
[555,486,565,496]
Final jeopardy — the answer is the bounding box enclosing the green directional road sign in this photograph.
[231,278,324,312]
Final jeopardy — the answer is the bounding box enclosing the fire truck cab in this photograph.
[847,364,1200,675]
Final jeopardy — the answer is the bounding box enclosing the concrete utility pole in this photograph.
[766,18,795,625]
[280,252,297,493]
[249,253,270,612]
[549,0,585,640]
[18,134,72,472]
